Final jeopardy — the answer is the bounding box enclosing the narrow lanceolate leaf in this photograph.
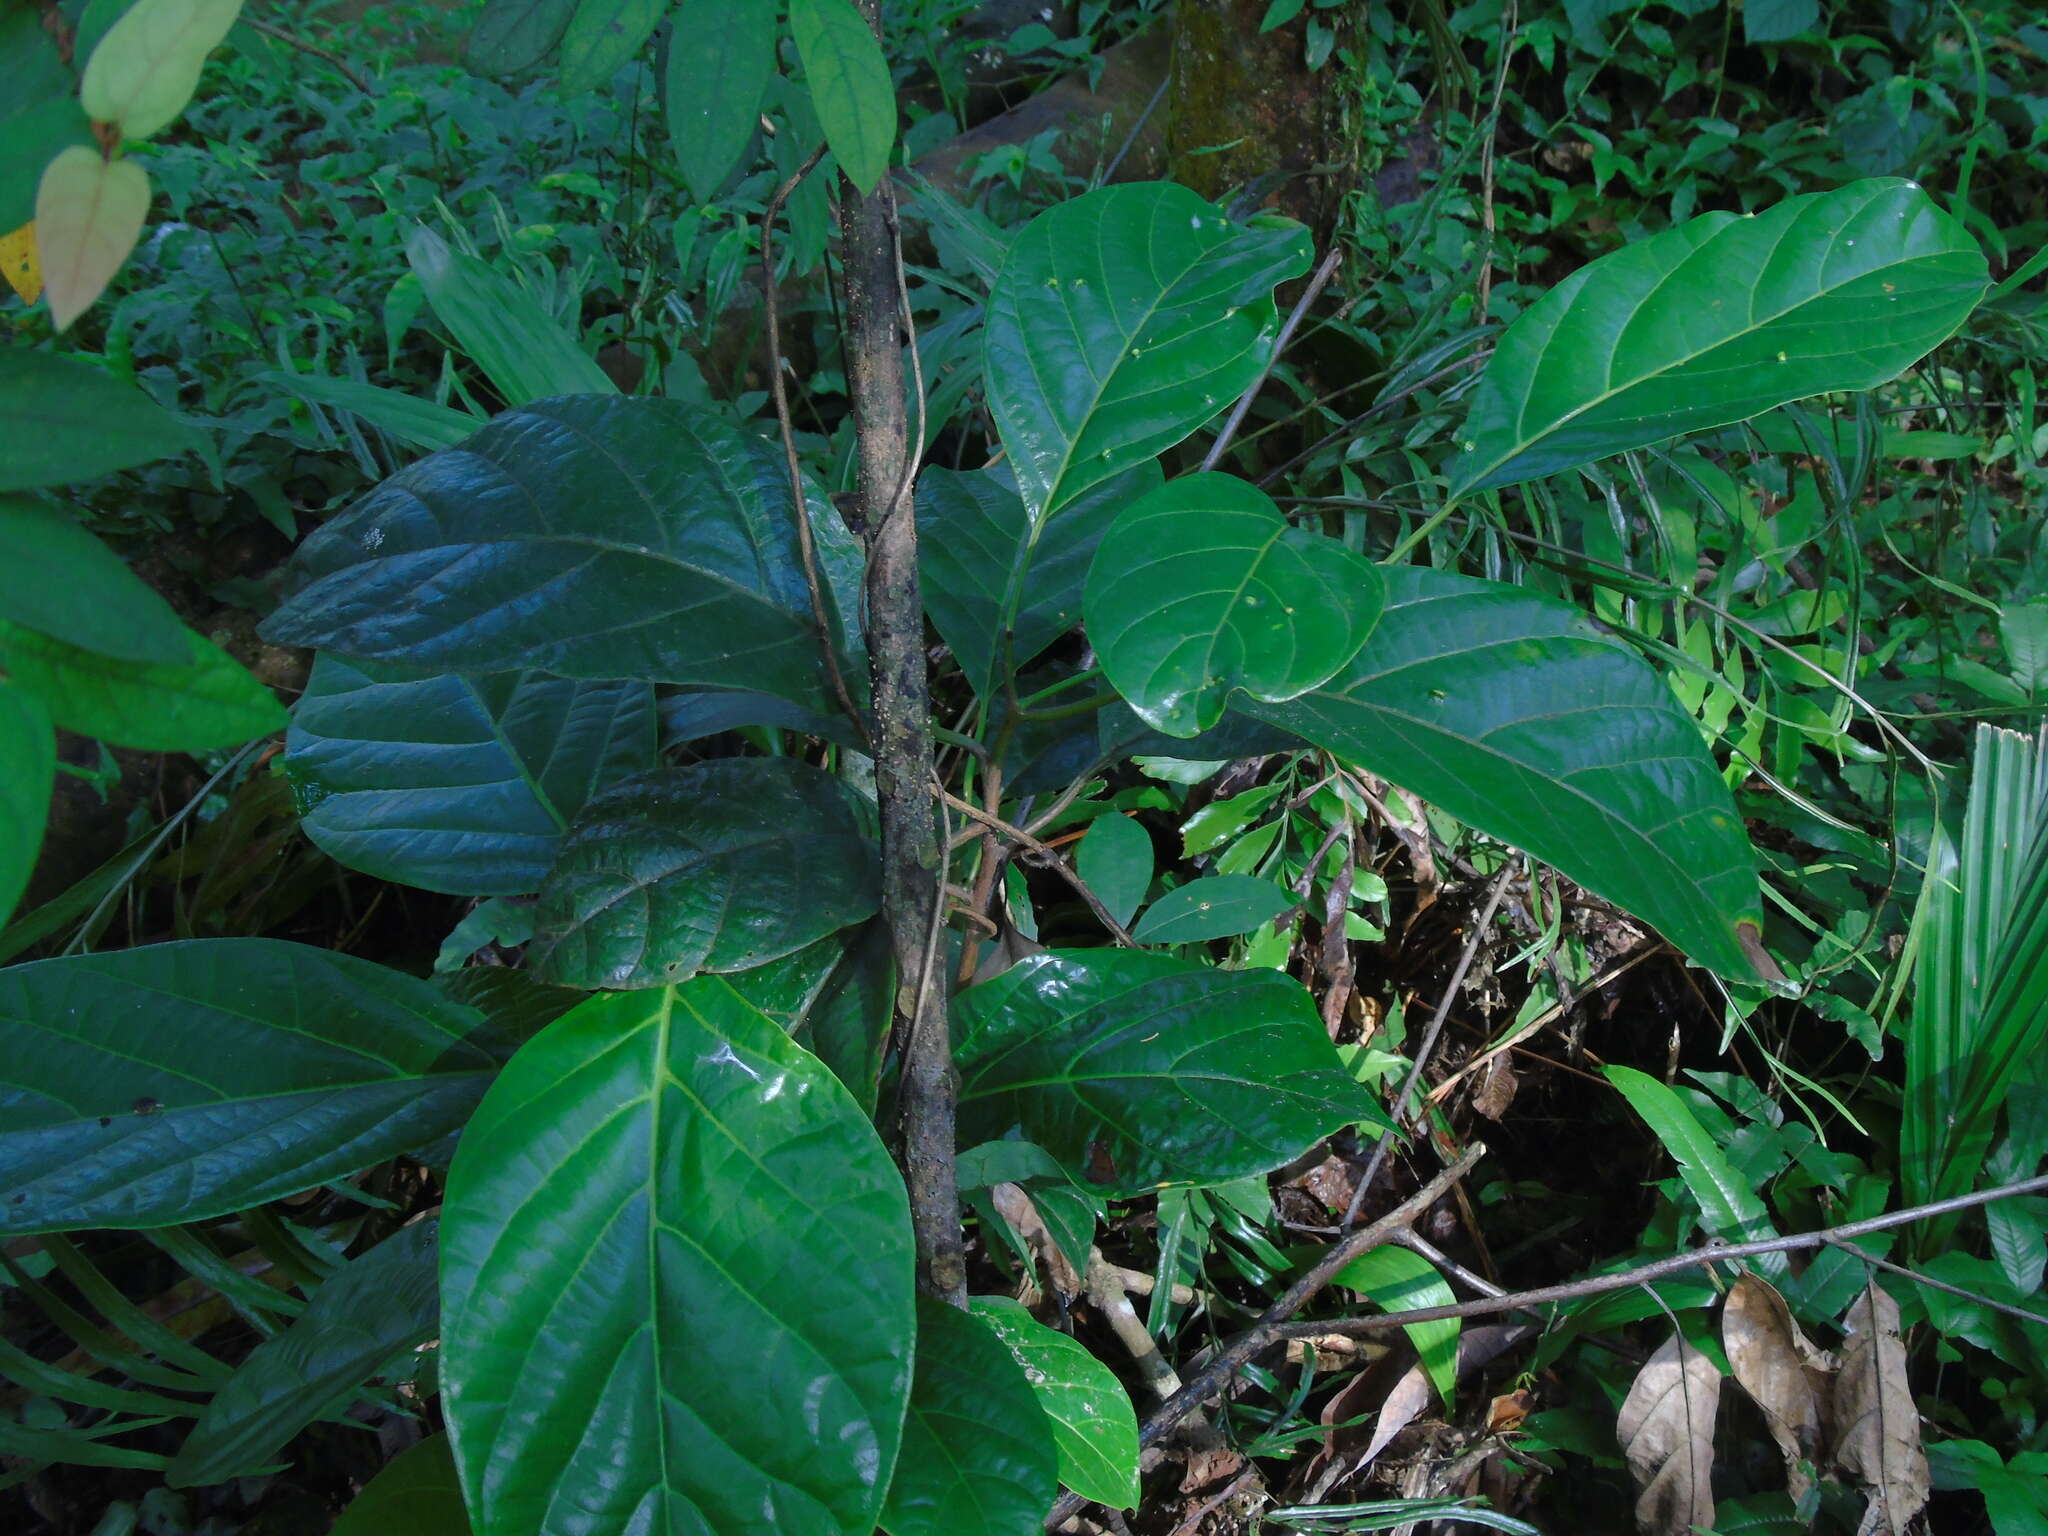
[985,182,1312,523]
[0,350,195,493]
[555,0,666,92]
[79,0,243,139]
[0,681,54,929]
[440,983,915,1536]
[268,371,483,451]
[1606,1066,1785,1278]
[1086,473,1383,737]
[1334,1246,1461,1409]
[171,1221,442,1486]
[1452,179,1988,494]
[666,0,775,202]
[0,617,285,753]
[0,497,189,661]
[1240,566,1765,980]
[531,759,880,989]
[918,461,1162,701]
[788,0,895,195]
[36,147,150,332]
[882,1299,1058,1536]
[330,1435,470,1536]
[955,950,1388,1195]
[406,227,614,405]
[463,0,577,74]
[1617,1333,1720,1536]
[968,1296,1141,1509]
[263,398,865,714]
[0,940,498,1233]
[286,655,657,897]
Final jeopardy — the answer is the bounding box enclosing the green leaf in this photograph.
[955,950,1388,1195]
[0,350,196,493]
[1606,1065,1785,1278]
[788,0,896,196]
[170,1221,441,1486]
[330,1435,470,1536]
[405,227,615,405]
[0,616,285,752]
[1075,813,1152,930]
[0,940,499,1233]
[793,918,895,1111]
[0,102,96,233]
[464,0,577,74]
[1334,1246,1460,1408]
[1240,566,1764,980]
[78,0,243,139]
[1085,473,1384,736]
[985,182,1311,523]
[0,680,53,930]
[531,758,880,989]
[268,372,484,451]
[1743,0,1819,44]
[285,655,657,897]
[263,397,864,715]
[1128,874,1291,945]
[440,982,915,1536]
[0,497,188,662]
[918,461,1161,701]
[1452,179,1987,494]
[882,1299,1058,1536]
[968,1296,1141,1508]
[666,0,775,202]
[35,146,150,332]
[555,0,664,91]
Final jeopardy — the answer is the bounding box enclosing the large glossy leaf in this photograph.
[36,146,150,332]
[406,228,614,405]
[954,950,1387,1196]
[789,0,895,195]
[440,982,915,1536]
[171,1221,441,1486]
[263,397,863,713]
[1239,566,1764,979]
[666,0,775,201]
[531,758,879,989]
[984,182,1312,523]
[0,940,497,1233]
[1085,473,1383,736]
[464,0,576,74]
[286,655,657,897]
[0,680,53,930]
[331,1434,470,1536]
[918,461,1161,700]
[882,1299,1058,1536]
[1452,179,1988,494]
[0,617,285,753]
[556,0,665,92]
[0,350,196,493]
[0,497,188,662]
[968,1296,1141,1508]
[78,0,243,139]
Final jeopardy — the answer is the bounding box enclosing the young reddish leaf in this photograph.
[79,0,245,140]
[35,147,149,331]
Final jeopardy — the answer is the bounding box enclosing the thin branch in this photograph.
[1822,1235,2048,1329]
[941,790,1137,946]
[1202,247,1343,471]
[235,15,377,94]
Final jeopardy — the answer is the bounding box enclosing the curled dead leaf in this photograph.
[1617,1332,1720,1536]
[1832,1282,1930,1536]
[1723,1272,1833,1500]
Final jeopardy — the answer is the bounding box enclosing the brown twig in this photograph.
[236,15,378,95]
[941,790,1138,946]
[1201,247,1343,471]
[1822,1235,2048,1329]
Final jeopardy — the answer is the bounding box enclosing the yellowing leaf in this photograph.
[34,147,149,331]
[0,223,39,305]
[80,0,244,141]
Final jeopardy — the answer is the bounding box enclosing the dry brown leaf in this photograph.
[1832,1282,1930,1536]
[1617,1332,1720,1536]
[1489,1388,1535,1434]
[1723,1272,1832,1499]
[990,1181,1082,1296]
[1471,1052,1519,1120]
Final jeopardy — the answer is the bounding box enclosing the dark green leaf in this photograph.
[1452,179,1987,494]
[1607,1065,1785,1277]
[793,917,895,1111]
[330,1435,470,1536]
[531,759,880,989]
[1240,566,1764,979]
[1074,814,1152,930]
[789,0,896,195]
[968,1296,1140,1508]
[0,497,191,662]
[464,0,577,74]
[0,100,96,232]
[263,397,864,714]
[918,461,1161,700]
[0,618,285,752]
[1085,473,1383,736]
[0,350,195,493]
[666,0,776,202]
[285,655,658,897]
[267,372,483,451]
[556,0,665,92]
[1128,875,1291,944]
[171,1221,442,1486]
[1743,0,1819,44]
[0,680,53,930]
[440,981,915,1536]
[406,228,614,405]
[0,940,497,1233]
[955,950,1387,1195]
[985,182,1311,522]
[882,1299,1058,1536]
